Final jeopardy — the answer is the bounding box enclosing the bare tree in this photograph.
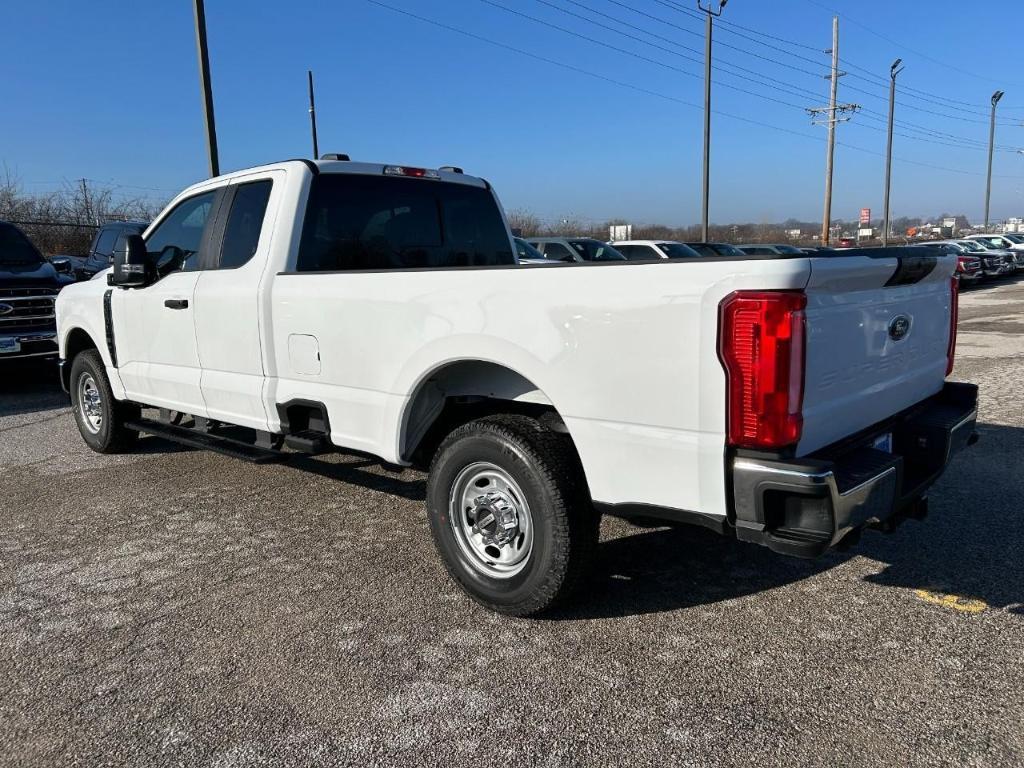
[506,209,542,237]
[0,169,166,255]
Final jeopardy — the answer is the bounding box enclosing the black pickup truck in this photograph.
[0,221,73,361]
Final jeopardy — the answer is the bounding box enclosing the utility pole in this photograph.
[192,0,220,178]
[697,0,728,243]
[806,16,859,246]
[984,89,1004,230]
[79,179,92,226]
[882,58,904,247]
[307,70,320,160]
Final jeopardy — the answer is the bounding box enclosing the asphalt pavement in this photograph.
[1,277,1022,767]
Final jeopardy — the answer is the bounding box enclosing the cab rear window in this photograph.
[296,175,513,271]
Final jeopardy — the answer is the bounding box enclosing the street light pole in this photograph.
[697,0,728,243]
[984,89,1004,230]
[882,58,903,247]
[192,0,220,178]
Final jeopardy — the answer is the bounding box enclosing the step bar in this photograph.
[125,418,288,464]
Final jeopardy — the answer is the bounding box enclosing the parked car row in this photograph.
[518,232,1020,292]
[910,239,1023,284]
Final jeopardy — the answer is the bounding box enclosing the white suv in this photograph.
[964,234,1024,251]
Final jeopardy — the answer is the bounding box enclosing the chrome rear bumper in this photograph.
[731,382,978,558]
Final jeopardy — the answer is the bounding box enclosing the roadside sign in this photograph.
[859,208,871,225]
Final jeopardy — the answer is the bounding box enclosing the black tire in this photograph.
[69,349,140,454]
[426,414,598,616]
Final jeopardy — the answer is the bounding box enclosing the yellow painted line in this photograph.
[913,589,987,614]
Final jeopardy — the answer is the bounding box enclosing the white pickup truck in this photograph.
[55,158,978,615]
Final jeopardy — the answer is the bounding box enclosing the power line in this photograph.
[798,0,1024,88]
[837,57,1014,115]
[361,0,1024,181]
[647,0,1022,126]
[476,0,811,111]
[535,0,1020,153]
[545,0,828,101]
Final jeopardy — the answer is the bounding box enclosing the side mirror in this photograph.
[50,256,73,275]
[108,234,151,287]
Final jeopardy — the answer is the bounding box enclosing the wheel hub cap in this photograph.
[471,491,520,547]
[449,462,534,579]
[78,373,103,434]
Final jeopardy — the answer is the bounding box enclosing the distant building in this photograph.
[1004,217,1024,234]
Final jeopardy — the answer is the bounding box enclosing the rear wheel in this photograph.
[69,350,139,453]
[426,414,598,616]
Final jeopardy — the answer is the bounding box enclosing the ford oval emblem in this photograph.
[888,314,911,341]
[0,303,13,316]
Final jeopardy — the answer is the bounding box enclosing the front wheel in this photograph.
[69,349,139,453]
[426,414,598,616]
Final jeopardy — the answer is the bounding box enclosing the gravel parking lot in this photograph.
[1,278,1022,768]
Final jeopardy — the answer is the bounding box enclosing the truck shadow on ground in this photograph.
[289,454,428,502]
[550,420,1023,621]
[0,360,67,417]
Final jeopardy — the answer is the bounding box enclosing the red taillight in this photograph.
[718,291,807,450]
[946,276,959,376]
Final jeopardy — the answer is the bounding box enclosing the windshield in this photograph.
[514,237,546,260]
[657,242,701,258]
[568,239,626,261]
[971,239,1001,250]
[774,244,805,255]
[957,240,987,253]
[1003,234,1024,244]
[0,223,44,266]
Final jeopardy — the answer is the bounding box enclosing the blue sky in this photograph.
[5,0,1024,226]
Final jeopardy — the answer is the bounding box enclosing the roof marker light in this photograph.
[383,166,440,179]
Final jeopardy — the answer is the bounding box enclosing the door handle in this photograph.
[164,299,189,310]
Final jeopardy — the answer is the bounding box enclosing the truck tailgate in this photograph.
[798,252,956,455]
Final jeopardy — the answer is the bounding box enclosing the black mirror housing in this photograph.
[108,234,151,287]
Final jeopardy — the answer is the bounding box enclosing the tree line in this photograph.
[506,209,966,244]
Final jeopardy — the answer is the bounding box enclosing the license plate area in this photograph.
[0,338,21,354]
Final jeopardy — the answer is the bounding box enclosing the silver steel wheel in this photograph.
[449,462,534,579]
[77,373,103,435]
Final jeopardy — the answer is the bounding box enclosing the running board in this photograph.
[125,418,287,464]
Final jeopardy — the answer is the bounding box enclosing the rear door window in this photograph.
[219,180,273,269]
[296,175,512,271]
